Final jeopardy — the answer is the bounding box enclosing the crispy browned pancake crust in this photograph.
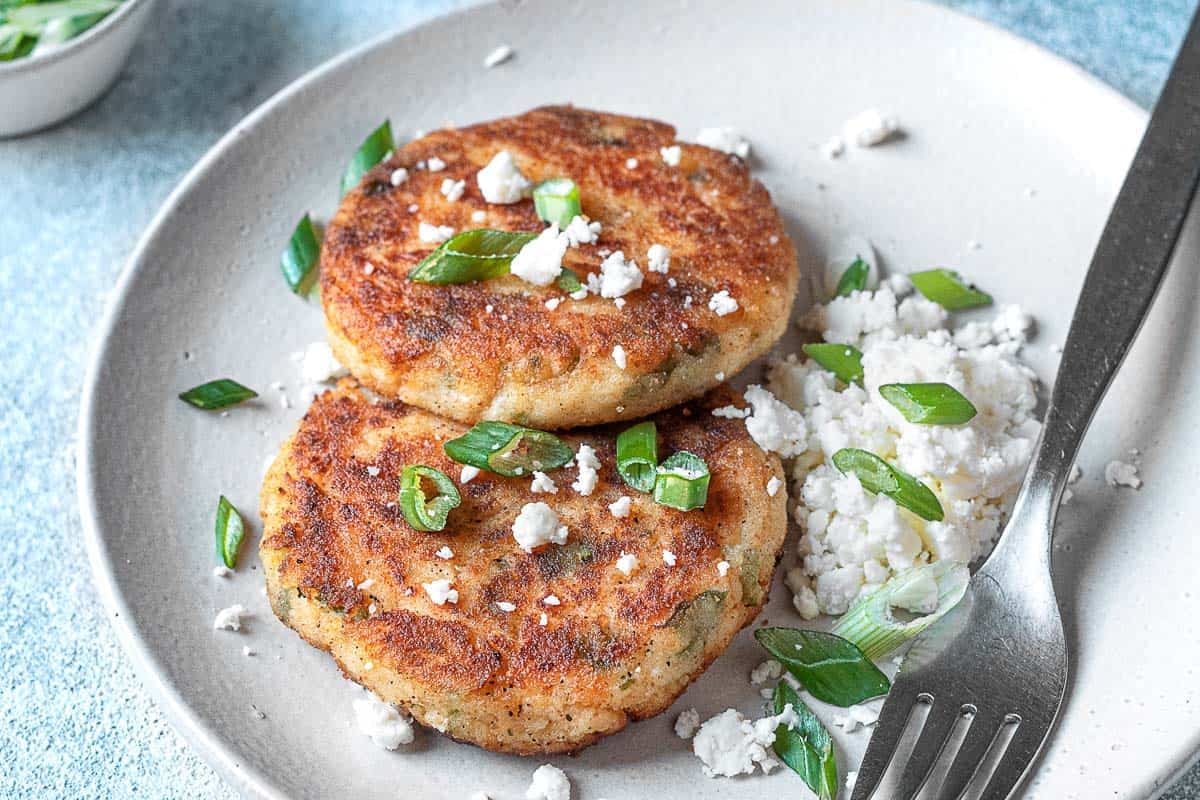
[260,381,787,754]
[320,106,798,429]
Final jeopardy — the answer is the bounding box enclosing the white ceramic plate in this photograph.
[78,1,1200,798]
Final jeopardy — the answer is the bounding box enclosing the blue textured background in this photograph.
[0,1,1193,797]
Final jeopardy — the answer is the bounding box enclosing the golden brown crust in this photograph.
[260,380,787,754]
[320,106,799,428]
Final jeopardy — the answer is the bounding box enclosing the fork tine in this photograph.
[891,700,960,800]
[931,712,1001,800]
[850,687,926,800]
[978,721,1046,800]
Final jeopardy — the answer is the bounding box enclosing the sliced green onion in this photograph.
[909,268,992,310]
[802,342,864,385]
[616,421,658,493]
[340,120,394,196]
[772,681,838,800]
[409,229,537,285]
[398,465,461,532]
[443,421,572,477]
[879,382,978,425]
[832,448,944,521]
[755,627,891,707]
[7,0,118,32]
[281,214,320,296]
[556,267,584,294]
[215,495,245,569]
[653,451,710,511]
[832,560,970,660]
[179,379,258,410]
[0,25,34,60]
[533,178,582,228]
[833,257,869,298]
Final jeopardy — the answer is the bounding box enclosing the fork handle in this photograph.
[998,9,1200,564]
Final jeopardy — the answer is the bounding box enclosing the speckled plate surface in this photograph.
[78,1,1200,798]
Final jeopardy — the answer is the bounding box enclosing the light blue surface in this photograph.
[0,1,1193,797]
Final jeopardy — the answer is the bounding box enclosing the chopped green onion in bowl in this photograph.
[178,379,258,410]
[755,627,891,707]
[533,178,582,228]
[0,0,120,61]
[215,495,245,569]
[833,256,869,298]
[909,268,992,310]
[832,560,970,660]
[831,447,944,521]
[878,382,978,425]
[616,421,658,493]
[801,342,864,385]
[281,214,320,296]
[398,465,461,532]
[409,229,537,285]
[653,451,710,511]
[443,421,572,477]
[340,120,394,196]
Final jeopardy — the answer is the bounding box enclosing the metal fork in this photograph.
[850,10,1200,800]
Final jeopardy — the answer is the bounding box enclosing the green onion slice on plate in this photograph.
[831,447,944,521]
[398,465,461,532]
[801,342,864,385]
[832,560,970,660]
[178,379,257,410]
[833,256,869,298]
[755,627,891,707]
[909,268,992,310]
[653,451,710,511]
[281,214,320,295]
[616,421,658,493]
[771,681,839,800]
[215,495,245,569]
[409,229,537,285]
[443,421,573,477]
[879,382,977,425]
[340,120,394,196]
[533,178,582,228]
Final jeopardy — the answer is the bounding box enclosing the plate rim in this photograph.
[75,2,1167,798]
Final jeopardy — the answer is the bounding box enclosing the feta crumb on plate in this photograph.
[743,385,807,457]
[530,471,558,494]
[844,108,901,147]
[422,579,458,605]
[418,221,455,243]
[691,705,798,777]
[749,659,782,686]
[571,444,601,496]
[213,604,247,631]
[674,708,701,739]
[646,243,671,273]
[477,150,532,204]
[525,764,570,800]
[512,502,568,552]
[483,44,513,68]
[212,565,232,578]
[353,692,415,750]
[695,127,751,159]
[708,289,739,316]
[1105,459,1142,489]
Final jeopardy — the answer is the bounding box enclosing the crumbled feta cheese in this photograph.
[212,565,232,578]
[613,298,626,310]
[483,44,513,68]
[539,612,548,626]
[213,604,247,631]
[646,244,670,274]
[525,764,570,800]
[426,156,446,172]
[660,145,682,166]
[691,706,798,777]
[496,601,517,612]
[820,136,845,159]
[366,465,381,477]
[543,594,561,606]
[992,304,1034,342]
[509,225,568,286]
[440,177,466,201]
[571,444,601,496]
[422,579,458,605]
[471,209,487,223]
[623,158,637,170]
[743,385,808,457]
[512,502,568,552]
[242,646,255,657]
[749,659,783,686]
[612,345,628,370]
[767,476,783,497]
[530,471,558,494]
[418,222,455,243]
[461,465,481,484]
[434,546,454,560]
[615,552,638,575]
[886,273,913,297]
[675,708,702,739]
[299,341,348,383]
[708,290,738,316]
[712,405,750,419]
[477,150,532,204]
[715,372,726,381]
[545,297,561,311]
[716,560,730,577]
[353,692,415,750]
[596,251,643,298]
[609,496,632,519]
[832,702,881,733]
[844,109,900,147]
[1105,459,1142,489]
[662,550,677,567]
[568,287,588,301]
[695,127,751,158]
[390,167,409,186]
[563,215,601,246]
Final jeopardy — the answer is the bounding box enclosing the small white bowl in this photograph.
[0,0,157,138]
